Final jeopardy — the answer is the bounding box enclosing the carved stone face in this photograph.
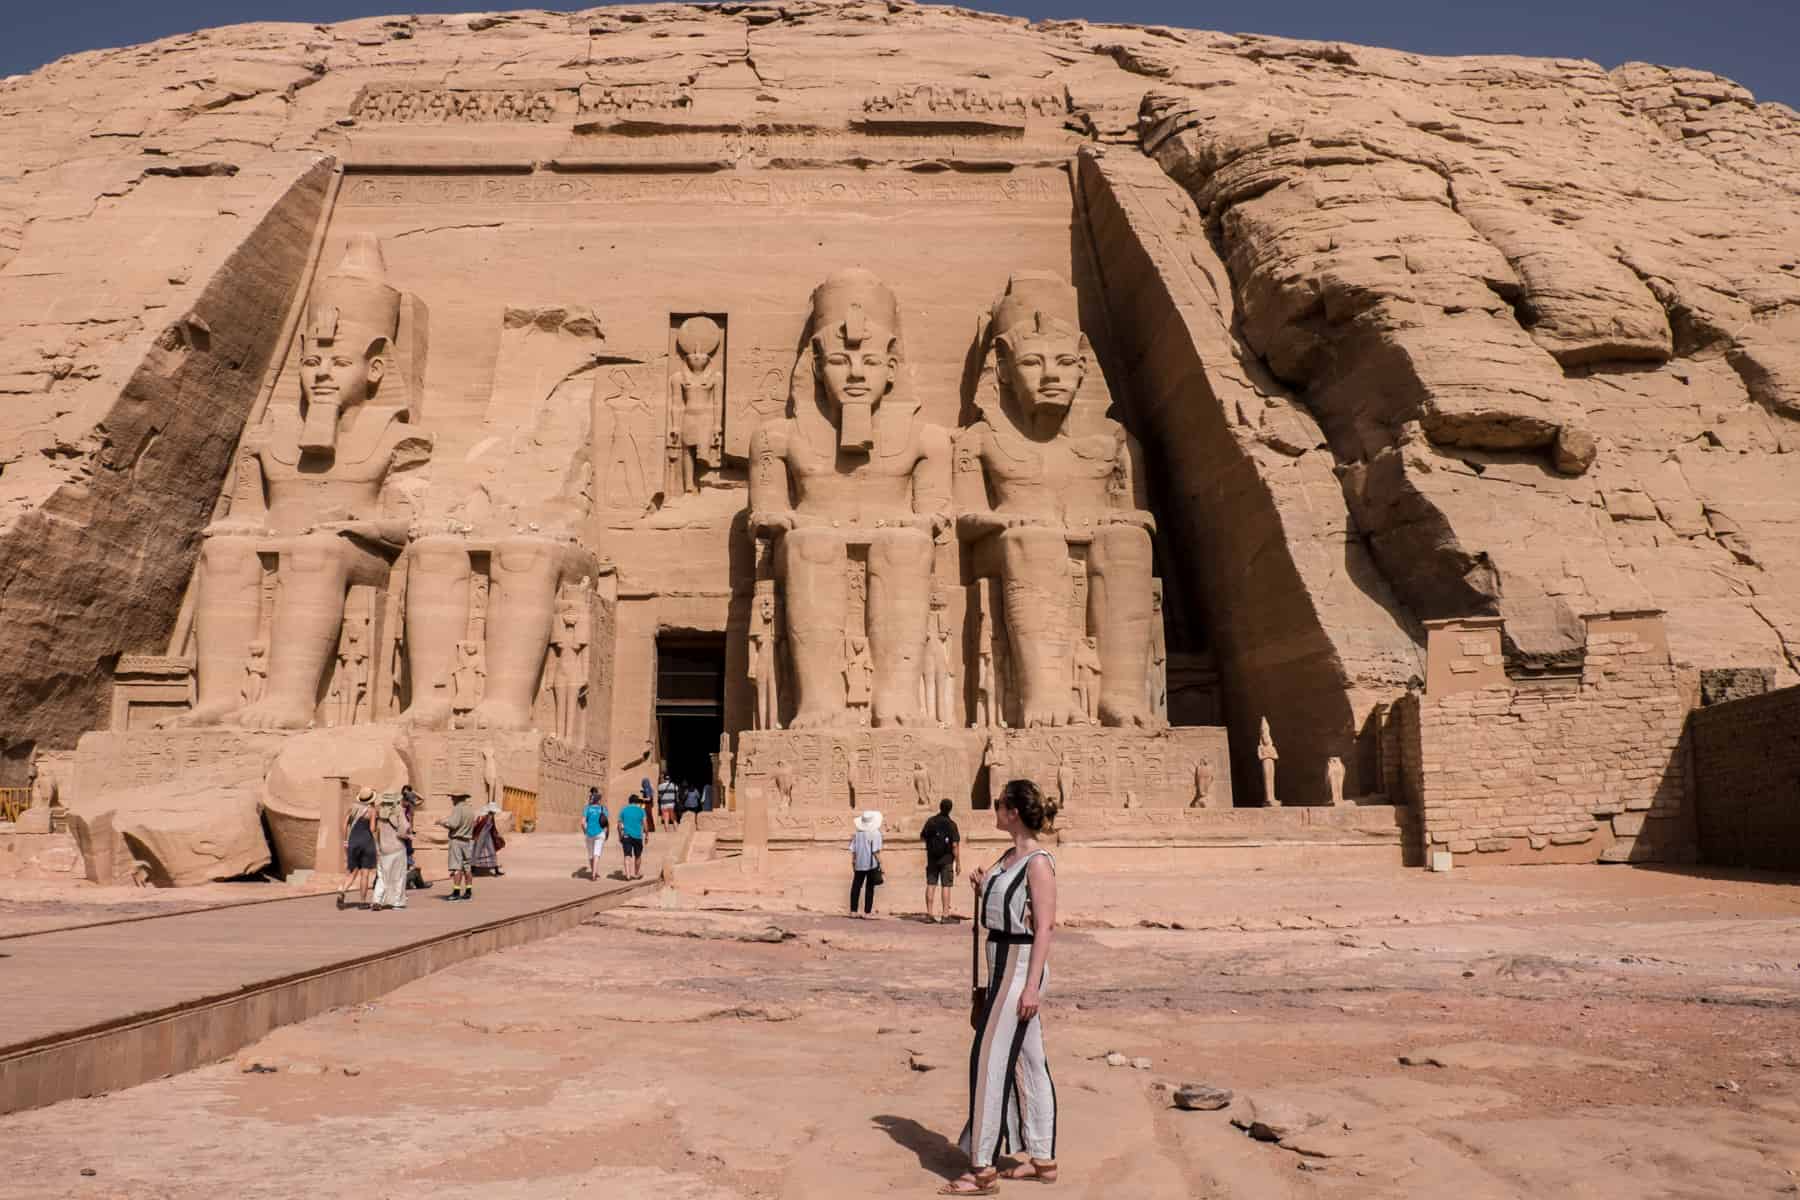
[683,349,714,373]
[997,328,1084,425]
[298,336,384,413]
[813,326,897,453]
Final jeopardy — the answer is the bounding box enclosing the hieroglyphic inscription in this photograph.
[539,736,607,829]
[73,730,285,799]
[340,170,1070,208]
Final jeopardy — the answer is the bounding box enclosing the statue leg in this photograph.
[867,527,932,727]
[401,536,470,729]
[998,527,1077,728]
[779,527,846,729]
[176,537,262,726]
[472,536,565,730]
[1091,523,1156,728]
[241,536,382,730]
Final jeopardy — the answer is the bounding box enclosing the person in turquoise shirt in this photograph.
[582,788,609,882]
[618,798,649,880]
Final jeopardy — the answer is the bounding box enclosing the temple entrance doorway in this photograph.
[655,634,725,801]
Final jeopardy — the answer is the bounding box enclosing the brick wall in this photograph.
[1690,686,1800,870]
[1404,614,1698,865]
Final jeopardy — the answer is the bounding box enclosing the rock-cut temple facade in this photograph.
[0,2,1797,880]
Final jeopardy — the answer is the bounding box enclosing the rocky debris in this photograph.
[1231,1096,1333,1143]
[1173,1083,1233,1110]
[908,1050,945,1072]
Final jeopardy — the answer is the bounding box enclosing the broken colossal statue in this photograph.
[749,269,952,730]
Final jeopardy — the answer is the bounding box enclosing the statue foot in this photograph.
[237,698,314,730]
[161,700,240,729]
[1100,700,1157,729]
[401,698,456,730]
[471,699,533,731]
[787,708,838,731]
[1019,704,1074,728]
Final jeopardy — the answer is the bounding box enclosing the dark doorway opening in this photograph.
[655,634,725,799]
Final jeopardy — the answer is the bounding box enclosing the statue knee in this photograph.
[280,534,347,576]
[782,525,842,568]
[1092,523,1152,573]
[495,537,555,575]
[870,526,931,570]
[999,524,1068,569]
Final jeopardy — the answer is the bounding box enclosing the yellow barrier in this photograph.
[0,788,31,823]
[501,785,538,833]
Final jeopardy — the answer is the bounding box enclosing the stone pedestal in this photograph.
[734,724,1232,836]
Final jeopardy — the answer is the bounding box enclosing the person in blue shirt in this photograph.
[582,787,609,882]
[680,784,702,824]
[618,797,649,880]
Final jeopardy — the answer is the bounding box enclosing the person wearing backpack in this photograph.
[583,787,610,882]
[920,798,962,924]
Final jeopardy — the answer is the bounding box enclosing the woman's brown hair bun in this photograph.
[1001,779,1052,833]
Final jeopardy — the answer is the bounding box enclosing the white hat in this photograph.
[484,800,501,814]
[854,810,883,833]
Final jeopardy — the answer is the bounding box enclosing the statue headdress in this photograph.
[304,233,401,351]
[675,315,723,359]
[972,271,1113,435]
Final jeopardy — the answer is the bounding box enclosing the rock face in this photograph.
[1,3,1796,814]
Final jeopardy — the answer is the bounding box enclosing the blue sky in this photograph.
[4,0,1795,107]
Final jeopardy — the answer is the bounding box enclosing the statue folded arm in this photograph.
[952,425,1008,539]
[206,437,270,536]
[1107,428,1157,534]
[748,423,800,535]
[310,430,434,550]
[909,423,954,537]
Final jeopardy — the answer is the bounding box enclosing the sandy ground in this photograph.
[6,836,1800,1198]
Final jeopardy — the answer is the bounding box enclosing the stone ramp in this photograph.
[0,871,657,1115]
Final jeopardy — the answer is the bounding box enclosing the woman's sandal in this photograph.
[938,1167,1000,1195]
[1004,1159,1058,1184]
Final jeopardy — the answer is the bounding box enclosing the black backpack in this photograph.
[925,819,956,860]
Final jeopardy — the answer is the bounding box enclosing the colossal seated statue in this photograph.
[748,269,952,729]
[954,273,1159,729]
[177,236,432,729]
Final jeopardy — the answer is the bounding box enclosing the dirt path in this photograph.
[4,857,1799,1198]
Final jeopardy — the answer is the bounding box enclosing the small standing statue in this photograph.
[912,760,933,808]
[482,745,502,812]
[451,640,486,723]
[1148,582,1168,722]
[713,732,733,809]
[1055,750,1076,815]
[1190,753,1214,808]
[749,592,781,731]
[333,622,369,728]
[972,612,1005,730]
[773,756,796,811]
[1258,717,1280,807]
[1073,635,1102,725]
[844,635,873,726]
[921,598,955,727]
[242,638,269,706]
[548,587,590,743]
[1326,755,1347,806]
[668,315,724,498]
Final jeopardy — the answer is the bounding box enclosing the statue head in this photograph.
[676,316,723,374]
[806,269,901,455]
[987,273,1090,437]
[297,234,400,455]
[758,592,775,624]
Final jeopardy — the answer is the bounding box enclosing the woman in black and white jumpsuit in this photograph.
[942,779,1059,1195]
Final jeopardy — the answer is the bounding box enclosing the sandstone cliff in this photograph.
[1,3,1794,800]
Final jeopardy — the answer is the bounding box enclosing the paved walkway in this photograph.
[0,834,662,1112]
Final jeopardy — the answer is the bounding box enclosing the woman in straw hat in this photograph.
[849,809,884,918]
[941,779,1059,1194]
[337,787,379,911]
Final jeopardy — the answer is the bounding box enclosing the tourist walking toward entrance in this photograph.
[399,784,430,891]
[849,810,884,918]
[437,791,476,901]
[371,791,408,910]
[583,787,610,881]
[338,787,379,910]
[618,796,649,880]
[942,779,1059,1194]
[681,784,702,824]
[920,799,962,923]
[471,800,506,876]
[657,774,678,830]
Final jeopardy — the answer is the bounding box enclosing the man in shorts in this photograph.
[582,787,609,882]
[436,790,477,901]
[618,796,649,880]
[657,773,678,830]
[919,798,961,923]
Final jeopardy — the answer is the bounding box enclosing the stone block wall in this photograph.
[1403,614,1698,865]
[1689,686,1800,871]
